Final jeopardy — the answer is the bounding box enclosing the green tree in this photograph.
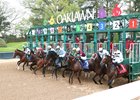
[23,0,83,26]
[0,0,19,40]
[15,18,32,38]
[0,1,10,34]
[23,0,122,26]
[128,0,140,13]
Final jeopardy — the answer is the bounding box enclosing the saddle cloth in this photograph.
[117,64,127,74]
[80,60,89,69]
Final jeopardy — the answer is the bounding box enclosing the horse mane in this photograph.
[46,51,58,60]
[16,49,23,52]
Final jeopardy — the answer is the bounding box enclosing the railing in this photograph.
[0,52,14,59]
[129,43,140,63]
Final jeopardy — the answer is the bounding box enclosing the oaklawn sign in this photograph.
[56,9,96,24]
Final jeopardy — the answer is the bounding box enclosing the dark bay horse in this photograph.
[88,53,107,84]
[29,50,52,76]
[42,51,58,77]
[62,52,106,84]
[13,49,29,70]
[67,55,82,84]
[100,55,130,88]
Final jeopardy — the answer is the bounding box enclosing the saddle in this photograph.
[116,64,127,74]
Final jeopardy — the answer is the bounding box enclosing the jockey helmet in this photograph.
[81,52,86,60]
[114,45,118,49]
[48,45,52,49]
[72,47,76,51]
[56,46,60,50]
[23,45,26,49]
[76,47,80,52]
[99,47,103,52]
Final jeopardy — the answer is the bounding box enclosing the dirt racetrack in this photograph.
[0,59,130,100]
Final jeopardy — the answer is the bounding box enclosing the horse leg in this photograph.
[42,66,47,77]
[71,71,75,84]
[23,62,27,71]
[62,68,70,78]
[18,61,22,67]
[17,61,21,70]
[27,61,29,66]
[17,61,20,66]
[98,74,105,84]
[108,75,116,88]
[69,71,73,84]
[62,68,66,78]
[54,67,59,80]
[34,64,42,75]
[108,79,113,89]
[30,62,36,71]
[77,71,81,84]
[52,69,55,78]
[92,74,98,84]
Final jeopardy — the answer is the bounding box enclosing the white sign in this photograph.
[43,28,47,34]
[50,28,54,34]
[113,20,120,30]
[56,9,95,24]
[87,23,93,31]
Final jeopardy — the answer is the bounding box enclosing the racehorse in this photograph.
[62,52,106,84]
[13,49,29,70]
[42,51,58,77]
[67,55,82,84]
[88,53,107,84]
[100,55,129,88]
[36,48,46,58]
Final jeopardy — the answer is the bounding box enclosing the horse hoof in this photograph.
[79,83,82,85]
[92,79,98,84]
[109,86,113,89]
[34,72,36,75]
[99,81,103,84]
[62,75,65,78]
[17,67,20,70]
[100,82,103,85]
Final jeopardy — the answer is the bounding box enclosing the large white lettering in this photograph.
[56,8,95,24]
[57,15,63,24]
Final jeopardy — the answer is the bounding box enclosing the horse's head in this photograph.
[46,51,58,60]
[13,49,24,58]
[90,53,101,62]
[67,54,76,64]
[36,49,46,59]
[100,55,112,66]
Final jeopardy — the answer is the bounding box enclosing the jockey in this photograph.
[112,45,124,70]
[36,46,44,58]
[98,47,110,61]
[55,46,66,67]
[72,47,77,56]
[47,45,56,52]
[76,47,89,71]
[75,47,83,56]
[23,46,31,59]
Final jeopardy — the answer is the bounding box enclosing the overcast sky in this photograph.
[3,0,30,23]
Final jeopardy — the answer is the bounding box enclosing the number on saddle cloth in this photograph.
[80,60,89,69]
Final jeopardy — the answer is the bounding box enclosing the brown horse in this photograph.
[29,50,52,76]
[62,52,106,84]
[88,53,107,84]
[67,55,82,84]
[42,51,58,77]
[100,55,129,88]
[13,49,29,70]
